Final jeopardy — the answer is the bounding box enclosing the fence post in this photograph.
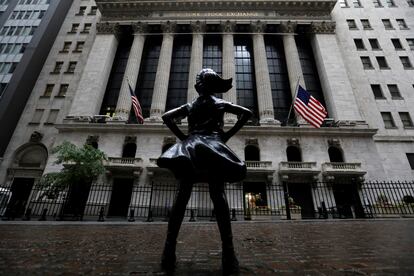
[38,208,47,221]
[97,207,105,222]
[210,209,216,221]
[23,208,32,221]
[189,209,196,222]
[128,209,135,222]
[146,182,154,222]
[282,182,291,220]
[231,208,237,221]
[321,201,328,219]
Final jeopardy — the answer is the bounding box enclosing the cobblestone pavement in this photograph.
[0,219,413,275]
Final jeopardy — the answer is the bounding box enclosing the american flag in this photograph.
[293,85,327,128]
[128,81,144,124]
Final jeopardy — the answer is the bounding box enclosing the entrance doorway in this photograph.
[243,182,268,216]
[61,181,92,220]
[332,183,365,218]
[108,178,133,217]
[5,178,34,218]
[287,183,315,219]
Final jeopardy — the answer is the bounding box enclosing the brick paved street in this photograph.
[0,219,413,275]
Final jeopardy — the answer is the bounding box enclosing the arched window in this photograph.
[245,145,260,161]
[162,143,174,154]
[122,143,136,158]
[328,146,344,162]
[89,141,98,149]
[286,146,302,162]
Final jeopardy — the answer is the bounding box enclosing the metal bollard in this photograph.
[128,209,135,222]
[210,209,216,221]
[146,210,153,222]
[231,208,237,221]
[321,201,328,219]
[23,208,32,221]
[189,210,196,222]
[98,207,105,222]
[38,208,47,221]
[163,209,170,222]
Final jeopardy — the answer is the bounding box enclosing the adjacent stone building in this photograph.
[0,0,413,220]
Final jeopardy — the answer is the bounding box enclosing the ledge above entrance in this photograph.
[279,161,320,182]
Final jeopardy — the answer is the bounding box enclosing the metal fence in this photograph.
[1,180,413,221]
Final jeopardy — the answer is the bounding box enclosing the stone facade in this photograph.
[1,0,414,219]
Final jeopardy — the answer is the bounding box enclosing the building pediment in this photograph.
[96,0,337,21]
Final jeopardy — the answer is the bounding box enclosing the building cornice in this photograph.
[95,0,337,21]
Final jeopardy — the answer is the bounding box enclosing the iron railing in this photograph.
[1,181,413,221]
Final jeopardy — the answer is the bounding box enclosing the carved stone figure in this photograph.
[157,68,252,274]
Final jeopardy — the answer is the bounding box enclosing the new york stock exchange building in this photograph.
[1,0,414,221]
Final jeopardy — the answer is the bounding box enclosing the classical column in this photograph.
[309,21,362,122]
[280,22,306,97]
[113,22,147,121]
[221,21,237,123]
[251,21,279,125]
[68,23,120,117]
[187,21,205,103]
[279,22,307,125]
[149,21,175,122]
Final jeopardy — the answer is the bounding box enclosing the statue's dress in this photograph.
[157,96,246,182]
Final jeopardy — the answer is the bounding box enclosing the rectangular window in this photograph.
[388,84,402,98]
[14,26,23,36]
[76,6,86,15]
[406,153,414,169]
[407,39,414,50]
[23,11,30,19]
[81,23,92,33]
[339,0,349,7]
[57,84,68,97]
[8,62,17,73]
[386,0,396,6]
[399,112,413,127]
[60,41,71,53]
[29,26,37,36]
[361,19,372,29]
[10,11,17,19]
[400,56,413,69]
[381,112,396,128]
[391,38,404,50]
[396,19,408,29]
[0,27,7,36]
[89,6,98,15]
[51,61,63,74]
[347,19,358,30]
[369,39,381,50]
[69,23,79,33]
[38,10,45,19]
[361,56,374,69]
[43,84,54,97]
[7,26,15,36]
[408,0,414,7]
[73,41,85,52]
[371,84,384,98]
[20,44,27,54]
[353,0,362,7]
[373,0,383,7]
[382,19,394,29]
[354,39,365,50]
[45,109,59,124]
[66,61,77,73]
[376,56,389,69]
[30,109,44,124]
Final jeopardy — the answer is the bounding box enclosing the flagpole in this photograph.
[286,76,301,125]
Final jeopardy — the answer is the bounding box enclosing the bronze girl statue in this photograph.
[157,68,252,274]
